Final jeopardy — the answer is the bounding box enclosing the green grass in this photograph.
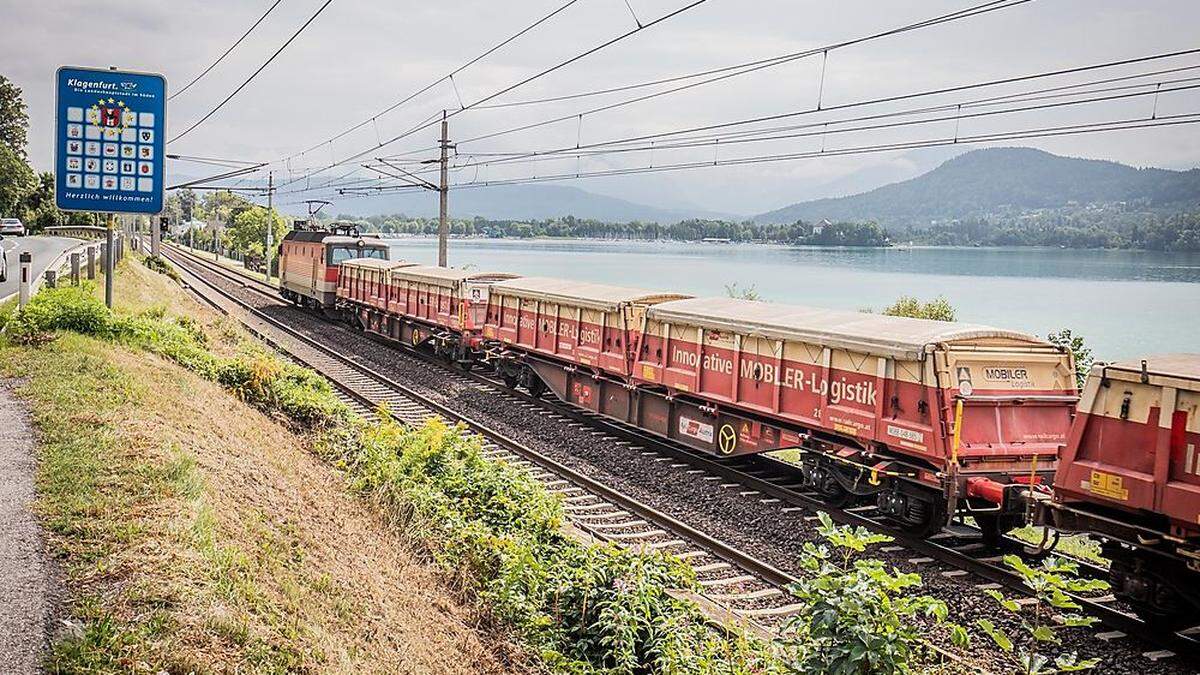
[1010,526,1107,566]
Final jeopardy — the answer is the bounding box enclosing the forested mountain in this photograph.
[753,148,1200,225]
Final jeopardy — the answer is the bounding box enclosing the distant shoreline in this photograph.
[375,233,1200,254]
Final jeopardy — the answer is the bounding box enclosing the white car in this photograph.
[0,218,24,236]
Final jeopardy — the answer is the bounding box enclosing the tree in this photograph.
[179,188,197,222]
[0,144,35,217]
[1046,329,1093,389]
[21,172,64,231]
[0,75,29,158]
[228,206,289,259]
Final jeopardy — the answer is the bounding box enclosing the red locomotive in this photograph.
[278,223,391,309]
[1038,354,1200,626]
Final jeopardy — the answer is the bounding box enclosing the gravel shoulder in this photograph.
[0,379,60,674]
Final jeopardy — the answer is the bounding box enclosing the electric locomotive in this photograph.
[278,222,391,309]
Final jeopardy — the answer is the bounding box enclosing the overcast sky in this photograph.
[3,0,1199,215]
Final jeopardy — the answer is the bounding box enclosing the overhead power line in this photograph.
[277,0,1030,191]
[169,0,337,145]
[273,0,716,189]
[335,112,1200,198]
[168,0,286,102]
[434,47,1200,166]
[274,0,589,167]
[391,68,1200,178]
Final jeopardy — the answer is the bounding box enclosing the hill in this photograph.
[753,147,1200,225]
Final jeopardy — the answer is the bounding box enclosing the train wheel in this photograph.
[527,376,546,398]
[1110,550,1194,629]
[905,496,947,539]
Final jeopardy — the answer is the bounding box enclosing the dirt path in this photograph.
[0,380,57,673]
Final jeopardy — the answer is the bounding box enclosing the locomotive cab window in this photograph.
[329,246,387,265]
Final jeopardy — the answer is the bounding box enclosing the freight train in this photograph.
[276,231,1198,625]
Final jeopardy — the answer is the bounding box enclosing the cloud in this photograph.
[3,0,1198,214]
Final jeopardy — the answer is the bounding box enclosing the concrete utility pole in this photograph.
[265,172,274,284]
[438,110,450,267]
[151,213,161,258]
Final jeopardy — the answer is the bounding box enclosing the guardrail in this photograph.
[1,234,125,308]
[43,225,109,240]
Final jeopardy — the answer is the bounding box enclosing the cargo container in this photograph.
[338,258,413,313]
[1041,354,1200,625]
[339,264,517,365]
[482,277,689,380]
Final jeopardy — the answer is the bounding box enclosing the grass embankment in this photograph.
[0,259,782,674]
[0,261,523,673]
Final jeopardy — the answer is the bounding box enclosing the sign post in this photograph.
[55,66,166,307]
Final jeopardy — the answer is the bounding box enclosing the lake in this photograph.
[384,237,1200,361]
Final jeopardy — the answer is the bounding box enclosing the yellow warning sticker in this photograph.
[1089,471,1129,501]
[642,364,656,380]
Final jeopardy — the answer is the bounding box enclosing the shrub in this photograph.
[142,255,181,282]
[879,295,957,321]
[5,283,115,342]
[780,513,967,675]
[975,555,1108,675]
[332,416,779,674]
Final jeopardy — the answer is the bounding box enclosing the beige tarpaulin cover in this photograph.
[491,276,691,312]
[1108,354,1200,381]
[339,258,414,272]
[649,296,1049,361]
[390,265,519,287]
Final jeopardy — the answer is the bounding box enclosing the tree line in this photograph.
[343,213,891,246]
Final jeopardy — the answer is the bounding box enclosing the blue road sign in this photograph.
[55,66,166,214]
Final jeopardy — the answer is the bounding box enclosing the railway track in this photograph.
[162,246,822,640]
[164,244,1200,670]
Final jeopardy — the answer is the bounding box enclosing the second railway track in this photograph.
[164,244,1200,673]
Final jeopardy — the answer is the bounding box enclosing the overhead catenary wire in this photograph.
[275,0,1030,191]
[273,0,717,190]
[374,59,1200,180]
[168,0,337,145]
[469,0,1029,111]
[431,47,1200,168]
[331,112,1200,199]
[168,0,286,102]
[272,0,589,166]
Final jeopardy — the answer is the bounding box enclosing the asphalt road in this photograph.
[0,236,81,302]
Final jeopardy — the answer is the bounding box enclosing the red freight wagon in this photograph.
[388,266,519,336]
[1041,354,1200,625]
[338,258,415,313]
[628,297,1077,535]
[483,277,689,380]
[340,264,517,366]
[279,229,390,309]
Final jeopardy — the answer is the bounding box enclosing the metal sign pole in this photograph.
[105,213,114,308]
